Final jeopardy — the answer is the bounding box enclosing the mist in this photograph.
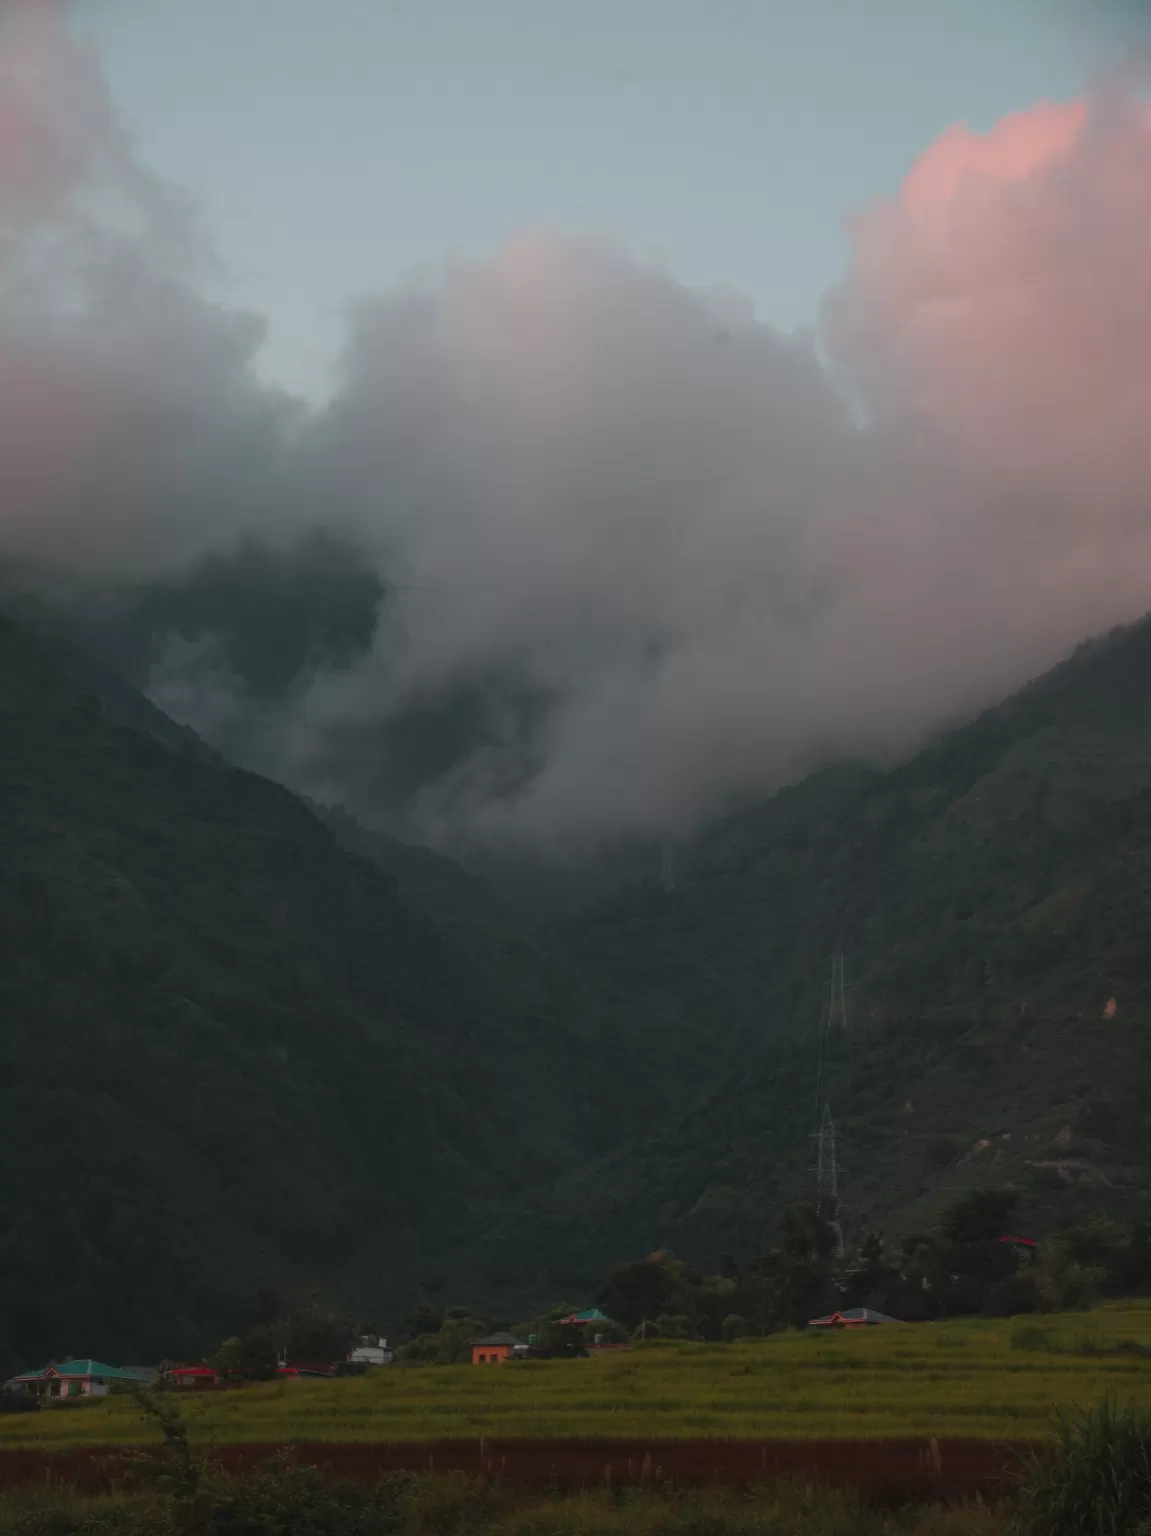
[5,4,1151,852]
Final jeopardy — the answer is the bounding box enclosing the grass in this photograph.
[0,1469,1018,1536]
[4,1303,1151,1451]
[1018,1399,1151,1536]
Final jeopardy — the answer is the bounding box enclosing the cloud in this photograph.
[0,1,295,577]
[273,91,1151,848]
[5,10,1151,852]
[826,91,1151,642]
[829,97,1151,501]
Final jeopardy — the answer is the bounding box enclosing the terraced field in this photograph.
[4,1303,1151,1450]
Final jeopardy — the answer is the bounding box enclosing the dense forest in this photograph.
[0,616,607,1372]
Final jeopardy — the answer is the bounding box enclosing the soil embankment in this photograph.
[0,1437,1032,1500]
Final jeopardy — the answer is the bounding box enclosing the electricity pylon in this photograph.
[828,949,848,1033]
[811,951,849,1261]
[660,840,675,892]
[813,1101,845,1260]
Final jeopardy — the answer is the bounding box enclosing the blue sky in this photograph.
[78,0,1096,400]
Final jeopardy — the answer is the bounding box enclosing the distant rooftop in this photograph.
[8,1359,150,1383]
[808,1308,901,1326]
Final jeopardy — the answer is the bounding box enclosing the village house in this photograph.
[164,1359,337,1387]
[347,1335,393,1367]
[558,1308,611,1326]
[5,1360,155,1401]
[164,1363,221,1389]
[558,1307,627,1350]
[471,1331,521,1363]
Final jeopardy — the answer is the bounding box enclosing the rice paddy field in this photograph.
[3,1303,1151,1452]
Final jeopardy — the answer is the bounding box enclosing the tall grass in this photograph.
[1018,1400,1151,1536]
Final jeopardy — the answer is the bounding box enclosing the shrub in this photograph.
[1019,1399,1151,1535]
[170,1455,401,1536]
[653,1314,694,1339]
[1011,1324,1052,1353]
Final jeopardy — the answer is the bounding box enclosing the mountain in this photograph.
[455,617,1151,1304]
[0,615,604,1373]
[8,597,1151,1358]
[312,808,714,1170]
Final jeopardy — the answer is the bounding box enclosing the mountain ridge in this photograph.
[0,613,599,1370]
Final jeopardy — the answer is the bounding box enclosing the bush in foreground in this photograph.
[0,1474,1011,1536]
[1019,1399,1151,1536]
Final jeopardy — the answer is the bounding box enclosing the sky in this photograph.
[6,0,1151,854]
[79,0,1092,401]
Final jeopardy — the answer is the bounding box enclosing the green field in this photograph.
[6,1304,1151,1450]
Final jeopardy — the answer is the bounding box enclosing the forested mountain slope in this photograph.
[9,600,1151,1354]
[0,617,597,1373]
[553,616,1151,1027]
[455,617,1151,1305]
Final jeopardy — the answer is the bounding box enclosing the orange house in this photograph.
[471,1331,520,1363]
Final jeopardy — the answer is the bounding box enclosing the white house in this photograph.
[347,1335,392,1367]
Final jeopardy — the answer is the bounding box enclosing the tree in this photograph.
[941,1188,1019,1245]
[598,1254,684,1331]
[535,1320,586,1358]
[279,1297,353,1363]
[212,1329,279,1381]
[402,1302,444,1342]
[778,1204,838,1265]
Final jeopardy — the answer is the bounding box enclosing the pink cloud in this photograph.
[828,93,1151,518]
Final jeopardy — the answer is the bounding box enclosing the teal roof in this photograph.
[570,1309,609,1322]
[10,1359,146,1382]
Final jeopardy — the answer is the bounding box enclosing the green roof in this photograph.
[11,1359,146,1382]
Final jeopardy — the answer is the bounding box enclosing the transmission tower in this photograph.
[812,950,848,1133]
[828,949,848,1033]
[660,840,676,892]
[812,1102,845,1259]
[811,951,850,1261]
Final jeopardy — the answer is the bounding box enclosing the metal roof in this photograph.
[8,1359,149,1383]
[808,1308,901,1326]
